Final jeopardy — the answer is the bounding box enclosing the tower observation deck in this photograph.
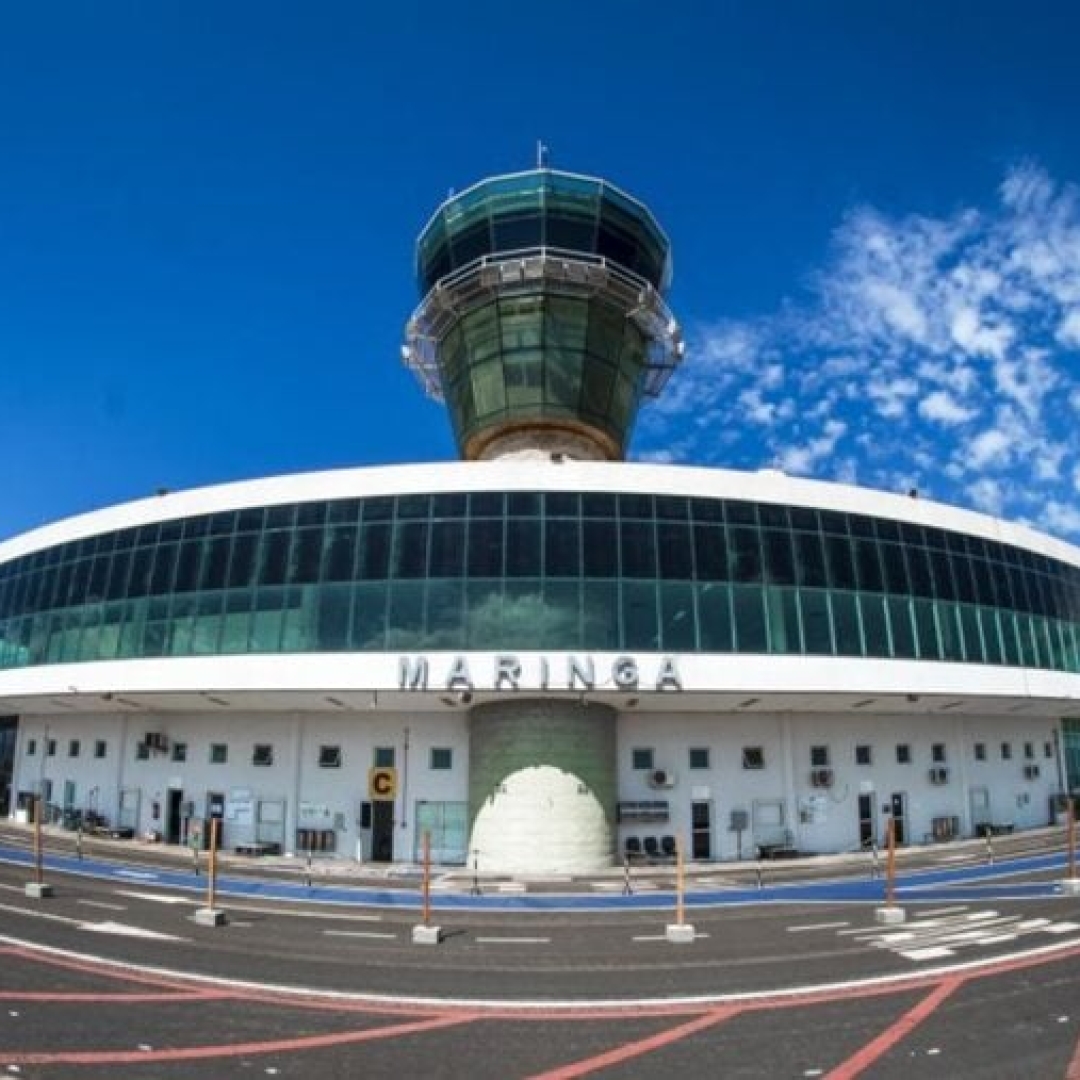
[403,168,684,462]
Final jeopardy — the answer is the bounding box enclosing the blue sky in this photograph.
[2,1,1079,542]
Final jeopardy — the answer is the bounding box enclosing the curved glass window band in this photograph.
[0,493,1078,672]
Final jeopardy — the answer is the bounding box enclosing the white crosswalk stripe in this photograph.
[847,909,1080,963]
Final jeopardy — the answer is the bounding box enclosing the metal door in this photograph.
[691,800,712,859]
[857,793,876,847]
[118,787,140,830]
[970,786,990,832]
[371,800,394,861]
[890,792,908,845]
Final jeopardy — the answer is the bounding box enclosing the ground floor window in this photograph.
[414,801,468,864]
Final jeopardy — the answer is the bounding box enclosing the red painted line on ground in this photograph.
[0,989,232,1003]
[3,1010,478,1065]
[477,941,1080,1022]
[823,977,965,1080]
[1066,1022,1080,1080]
[2,944,200,992]
[524,1006,742,1080]
[4,934,1080,1024]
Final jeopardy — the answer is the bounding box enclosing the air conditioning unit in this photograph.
[1023,764,1041,781]
[648,768,676,790]
[143,732,168,753]
[810,767,834,788]
[929,766,949,785]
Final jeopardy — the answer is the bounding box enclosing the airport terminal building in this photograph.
[2,168,1079,872]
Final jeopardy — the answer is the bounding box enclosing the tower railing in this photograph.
[403,246,684,401]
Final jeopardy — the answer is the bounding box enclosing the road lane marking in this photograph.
[899,946,954,961]
[77,900,127,912]
[475,936,551,944]
[787,921,850,932]
[632,933,711,942]
[918,906,969,917]
[2,929,1080,1012]
[115,890,194,905]
[0,901,85,926]
[323,930,397,940]
[78,920,185,942]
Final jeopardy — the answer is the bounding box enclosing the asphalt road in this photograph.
[2,828,1080,1077]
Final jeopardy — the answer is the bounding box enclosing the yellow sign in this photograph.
[368,767,397,801]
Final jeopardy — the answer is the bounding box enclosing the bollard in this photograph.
[886,819,896,907]
[306,845,313,888]
[1062,799,1080,896]
[622,855,633,896]
[25,795,54,898]
[470,849,480,896]
[875,816,905,924]
[985,831,994,866]
[665,834,695,943]
[870,843,879,880]
[76,825,83,862]
[194,817,226,926]
[1068,801,1076,881]
[755,859,763,890]
[412,829,441,944]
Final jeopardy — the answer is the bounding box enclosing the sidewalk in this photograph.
[3,818,1059,895]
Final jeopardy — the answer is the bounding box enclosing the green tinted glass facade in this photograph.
[1064,718,1080,793]
[439,294,648,457]
[1,492,1079,671]
[416,171,671,293]
[407,170,681,460]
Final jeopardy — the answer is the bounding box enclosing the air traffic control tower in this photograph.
[403,168,684,870]
[404,168,683,462]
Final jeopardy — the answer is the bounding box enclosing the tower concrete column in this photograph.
[467,698,617,873]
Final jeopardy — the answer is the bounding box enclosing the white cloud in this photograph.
[864,282,928,342]
[636,162,1080,541]
[777,419,846,475]
[1043,501,1080,535]
[966,427,1012,470]
[967,477,1005,515]
[919,390,976,426]
[950,307,1013,359]
[991,350,1058,421]
[739,388,779,426]
[1057,308,1080,348]
[868,375,918,418]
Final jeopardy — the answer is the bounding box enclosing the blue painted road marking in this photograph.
[0,843,1071,912]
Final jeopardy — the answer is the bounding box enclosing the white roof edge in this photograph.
[2,460,1079,568]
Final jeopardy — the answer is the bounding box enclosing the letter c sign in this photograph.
[368,767,397,801]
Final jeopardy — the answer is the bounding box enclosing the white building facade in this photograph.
[2,460,1077,872]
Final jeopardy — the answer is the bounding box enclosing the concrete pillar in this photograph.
[467,699,616,873]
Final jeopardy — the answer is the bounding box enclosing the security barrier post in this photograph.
[25,795,53,898]
[195,816,226,926]
[875,815,905,924]
[412,829,442,944]
[665,833,694,943]
[1063,797,1080,895]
